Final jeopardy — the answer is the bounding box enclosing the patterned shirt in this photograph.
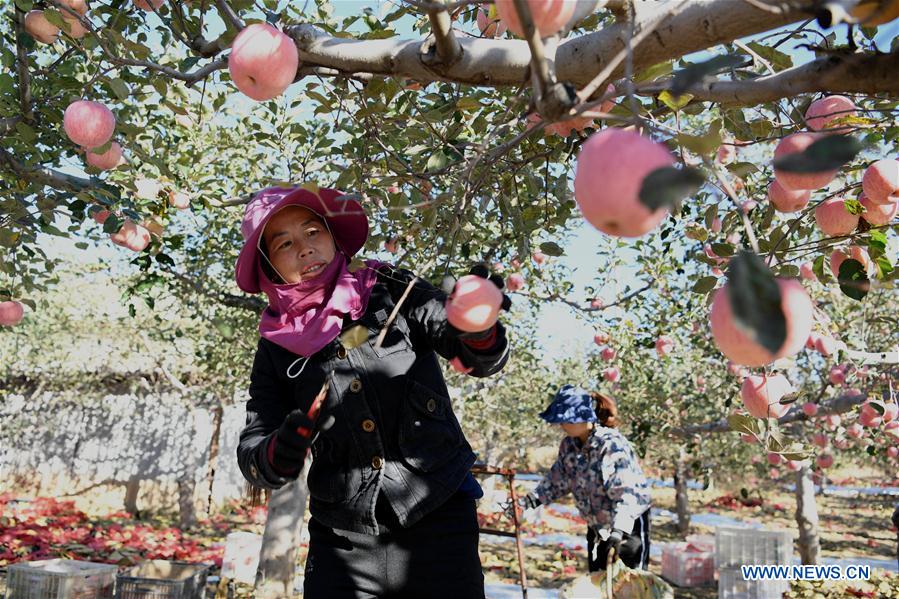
[534,426,651,532]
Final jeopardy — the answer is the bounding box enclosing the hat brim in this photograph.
[235,187,368,294]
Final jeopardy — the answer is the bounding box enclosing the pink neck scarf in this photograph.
[258,254,383,357]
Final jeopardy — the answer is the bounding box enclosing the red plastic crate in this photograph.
[661,542,715,587]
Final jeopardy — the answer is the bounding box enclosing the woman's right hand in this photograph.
[269,409,335,473]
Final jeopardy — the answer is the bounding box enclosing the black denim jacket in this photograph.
[236,266,509,534]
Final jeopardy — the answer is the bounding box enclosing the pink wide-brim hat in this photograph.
[235,185,368,294]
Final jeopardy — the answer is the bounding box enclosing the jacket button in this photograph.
[350,379,362,393]
[362,419,376,433]
[336,346,347,359]
[371,456,383,470]
[250,465,258,478]
[426,398,437,413]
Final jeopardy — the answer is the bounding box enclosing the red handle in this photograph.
[297,379,330,438]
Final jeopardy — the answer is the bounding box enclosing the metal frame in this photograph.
[471,464,529,599]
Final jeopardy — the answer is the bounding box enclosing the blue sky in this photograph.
[34,3,898,361]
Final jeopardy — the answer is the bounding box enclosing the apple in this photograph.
[574,128,676,238]
[228,23,300,101]
[600,346,616,361]
[803,403,819,417]
[655,335,674,358]
[133,0,165,10]
[593,331,610,345]
[505,273,525,292]
[773,132,837,191]
[63,100,115,149]
[859,401,884,428]
[0,301,25,326]
[740,373,793,419]
[805,95,857,132]
[531,251,546,265]
[860,192,898,225]
[24,10,60,44]
[812,432,828,448]
[767,180,811,213]
[829,365,846,386]
[710,278,813,367]
[888,447,899,459]
[829,246,874,279]
[602,366,620,382]
[815,453,834,469]
[846,423,865,439]
[493,0,576,37]
[767,452,782,465]
[445,275,503,333]
[109,220,151,252]
[168,190,190,210]
[85,141,123,170]
[824,413,841,430]
[861,159,899,204]
[815,198,859,237]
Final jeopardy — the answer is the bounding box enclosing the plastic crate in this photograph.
[6,559,117,599]
[220,532,262,584]
[115,561,210,599]
[661,542,715,587]
[715,527,793,568]
[718,566,789,599]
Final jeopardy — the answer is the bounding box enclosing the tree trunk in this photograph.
[254,461,310,598]
[124,477,141,518]
[795,465,820,564]
[205,401,224,516]
[674,457,690,536]
[177,476,197,530]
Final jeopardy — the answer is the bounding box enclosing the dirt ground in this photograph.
[2,474,898,598]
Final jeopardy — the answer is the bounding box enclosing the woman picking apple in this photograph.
[517,386,652,572]
[233,185,511,597]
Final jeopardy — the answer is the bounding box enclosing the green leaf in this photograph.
[455,97,481,111]
[745,41,792,70]
[178,56,201,71]
[838,258,869,301]
[103,213,121,235]
[658,90,693,112]
[426,151,449,172]
[638,166,704,212]
[107,77,130,101]
[728,414,761,436]
[676,120,722,157]
[14,121,36,143]
[868,230,887,257]
[213,319,235,339]
[844,198,864,215]
[340,324,369,350]
[875,256,894,279]
[42,8,65,29]
[0,228,21,247]
[635,60,673,83]
[711,242,734,257]
[773,134,862,173]
[539,241,564,257]
[727,251,787,356]
[692,276,718,294]
[813,254,827,281]
[670,54,751,96]
[704,205,719,230]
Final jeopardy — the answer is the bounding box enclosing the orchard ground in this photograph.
[1,463,897,598]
